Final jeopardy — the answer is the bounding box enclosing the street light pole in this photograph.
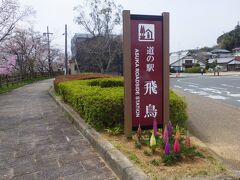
[65,24,68,75]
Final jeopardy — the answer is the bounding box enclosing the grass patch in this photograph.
[150,159,161,166]
[0,76,52,94]
[127,152,139,163]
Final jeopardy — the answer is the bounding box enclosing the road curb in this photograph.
[48,86,149,180]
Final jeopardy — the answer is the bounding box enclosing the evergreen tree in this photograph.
[217,23,240,51]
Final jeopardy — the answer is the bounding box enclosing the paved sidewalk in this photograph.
[0,79,117,180]
[173,88,240,176]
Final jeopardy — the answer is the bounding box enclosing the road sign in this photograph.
[123,11,169,137]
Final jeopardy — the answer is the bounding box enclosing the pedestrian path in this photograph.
[0,79,117,180]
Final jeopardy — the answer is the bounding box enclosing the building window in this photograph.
[185,60,192,64]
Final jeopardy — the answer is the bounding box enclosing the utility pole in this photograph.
[43,26,53,75]
[177,51,181,77]
[65,24,68,75]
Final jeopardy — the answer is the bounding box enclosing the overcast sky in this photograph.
[21,0,240,54]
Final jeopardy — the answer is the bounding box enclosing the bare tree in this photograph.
[0,0,34,43]
[1,28,63,75]
[2,28,40,75]
[74,0,123,73]
[74,0,122,37]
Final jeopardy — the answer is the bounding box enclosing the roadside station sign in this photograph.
[123,11,169,137]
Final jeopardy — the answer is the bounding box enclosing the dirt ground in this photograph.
[101,132,235,180]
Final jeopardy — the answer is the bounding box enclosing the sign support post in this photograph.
[163,12,170,127]
[123,10,132,138]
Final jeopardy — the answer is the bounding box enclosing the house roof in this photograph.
[208,57,234,64]
[235,56,240,61]
[233,47,240,51]
[170,51,190,65]
[228,56,240,64]
[228,60,240,65]
[211,49,231,54]
[201,52,213,56]
[73,33,93,39]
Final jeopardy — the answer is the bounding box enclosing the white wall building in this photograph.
[170,51,205,72]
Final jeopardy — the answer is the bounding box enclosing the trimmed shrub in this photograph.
[83,88,123,130]
[185,67,206,73]
[88,78,123,88]
[170,68,176,73]
[169,90,188,127]
[58,78,123,130]
[54,73,112,93]
[57,77,188,130]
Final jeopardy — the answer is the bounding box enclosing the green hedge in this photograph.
[185,66,206,73]
[88,78,123,88]
[169,90,188,127]
[57,78,187,130]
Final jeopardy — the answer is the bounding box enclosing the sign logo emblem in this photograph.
[138,24,155,42]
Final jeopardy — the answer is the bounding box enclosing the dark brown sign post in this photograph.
[123,10,169,137]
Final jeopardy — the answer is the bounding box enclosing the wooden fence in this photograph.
[0,71,63,88]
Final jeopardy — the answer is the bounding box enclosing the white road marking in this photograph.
[177,79,199,85]
[222,91,231,94]
[184,88,209,96]
[222,91,240,97]
[200,88,222,94]
[184,88,193,92]
[196,91,209,96]
[183,88,228,100]
[209,86,227,90]
[174,78,240,102]
[174,85,182,89]
[221,84,234,88]
[207,95,228,100]
[210,77,220,79]
[188,85,198,88]
[227,94,240,97]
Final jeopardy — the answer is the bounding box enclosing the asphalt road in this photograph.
[170,75,240,107]
[170,75,240,176]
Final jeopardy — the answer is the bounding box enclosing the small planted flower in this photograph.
[175,126,181,140]
[167,121,173,136]
[150,131,156,153]
[163,126,169,145]
[173,138,180,154]
[137,124,142,141]
[185,131,191,149]
[164,142,170,155]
